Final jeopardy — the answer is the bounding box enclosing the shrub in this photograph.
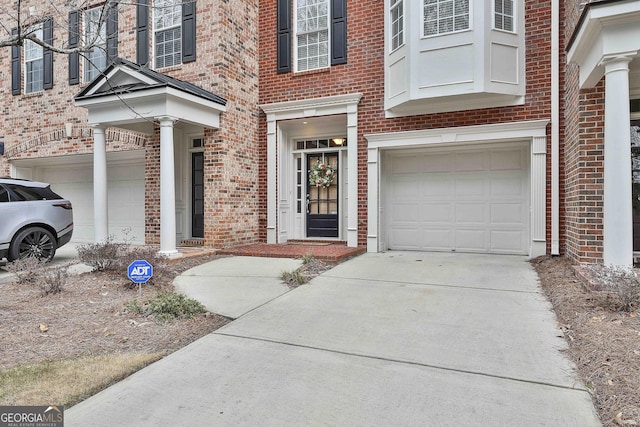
[146,291,207,322]
[281,269,307,288]
[583,264,640,312]
[76,237,125,272]
[5,257,68,295]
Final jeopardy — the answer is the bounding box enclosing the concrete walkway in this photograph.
[65,252,601,426]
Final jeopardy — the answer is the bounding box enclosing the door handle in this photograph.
[306,194,311,214]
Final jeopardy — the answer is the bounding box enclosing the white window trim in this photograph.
[390,0,405,53]
[493,0,516,33]
[421,0,473,39]
[293,0,331,73]
[83,6,108,83]
[152,0,182,69]
[24,26,44,94]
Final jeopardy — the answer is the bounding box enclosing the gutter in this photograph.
[551,0,560,255]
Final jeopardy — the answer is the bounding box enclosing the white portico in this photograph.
[75,58,226,256]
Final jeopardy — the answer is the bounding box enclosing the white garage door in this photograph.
[37,153,145,244]
[385,144,529,255]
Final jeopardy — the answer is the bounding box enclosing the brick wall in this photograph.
[563,0,606,263]
[0,0,261,249]
[259,0,555,249]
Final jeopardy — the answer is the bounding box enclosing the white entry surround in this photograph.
[366,120,549,258]
[260,93,363,247]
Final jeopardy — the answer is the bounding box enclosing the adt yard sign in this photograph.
[128,260,153,284]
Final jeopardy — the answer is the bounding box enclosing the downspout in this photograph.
[551,0,560,255]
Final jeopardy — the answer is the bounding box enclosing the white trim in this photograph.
[365,120,549,257]
[567,0,640,88]
[260,93,363,246]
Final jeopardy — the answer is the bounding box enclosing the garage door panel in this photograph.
[490,230,525,252]
[455,178,485,198]
[455,203,485,223]
[421,203,451,222]
[455,229,486,251]
[391,203,420,222]
[391,176,419,199]
[491,177,523,196]
[420,154,453,173]
[490,149,523,171]
[491,203,525,224]
[386,145,529,255]
[421,177,452,197]
[455,152,486,171]
[422,229,452,250]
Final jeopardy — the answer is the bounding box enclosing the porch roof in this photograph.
[74,58,227,128]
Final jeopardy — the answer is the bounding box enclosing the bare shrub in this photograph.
[40,265,69,295]
[76,237,126,272]
[582,264,640,312]
[5,257,68,295]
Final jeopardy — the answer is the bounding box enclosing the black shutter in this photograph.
[136,0,149,66]
[11,28,20,95]
[182,0,196,63]
[68,10,80,85]
[331,0,347,65]
[107,5,119,63]
[277,0,291,73]
[43,17,54,90]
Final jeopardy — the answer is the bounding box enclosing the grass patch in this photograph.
[0,353,163,407]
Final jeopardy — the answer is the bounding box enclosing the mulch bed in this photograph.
[532,256,640,426]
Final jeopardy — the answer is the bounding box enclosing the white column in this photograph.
[346,105,358,248]
[366,146,379,252]
[602,56,633,267]
[158,117,180,257]
[531,136,547,258]
[92,125,108,243]
[266,114,277,244]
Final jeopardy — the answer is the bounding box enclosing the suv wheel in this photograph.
[9,227,57,261]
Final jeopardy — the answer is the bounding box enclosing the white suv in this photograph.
[0,178,73,261]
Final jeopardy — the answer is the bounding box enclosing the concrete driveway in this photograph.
[0,242,84,285]
[66,251,600,426]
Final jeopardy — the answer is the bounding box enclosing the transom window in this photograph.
[494,0,514,32]
[84,7,108,82]
[24,27,44,93]
[390,0,404,51]
[423,0,470,36]
[154,0,182,69]
[296,138,348,150]
[296,0,330,72]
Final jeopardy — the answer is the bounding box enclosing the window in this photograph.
[390,0,404,52]
[154,0,182,68]
[494,0,514,32]
[296,0,330,71]
[423,0,470,36]
[0,186,9,203]
[84,7,108,82]
[24,27,44,93]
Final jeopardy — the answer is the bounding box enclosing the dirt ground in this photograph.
[0,254,230,372]
[1,253,638,425]
[533,256,640,427]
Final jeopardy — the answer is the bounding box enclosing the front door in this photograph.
[632,120,640,251]
[306,153,339,238]
[192,152,204,238]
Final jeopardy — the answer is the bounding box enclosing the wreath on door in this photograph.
[309,161,335,188]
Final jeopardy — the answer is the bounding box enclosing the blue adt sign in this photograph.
[128,260,153,284]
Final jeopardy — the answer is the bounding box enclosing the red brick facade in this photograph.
[259,0,555,249]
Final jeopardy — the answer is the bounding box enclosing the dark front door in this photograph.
[632,120,640,251]
[192,152,204,238]
[306,153,339,238]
